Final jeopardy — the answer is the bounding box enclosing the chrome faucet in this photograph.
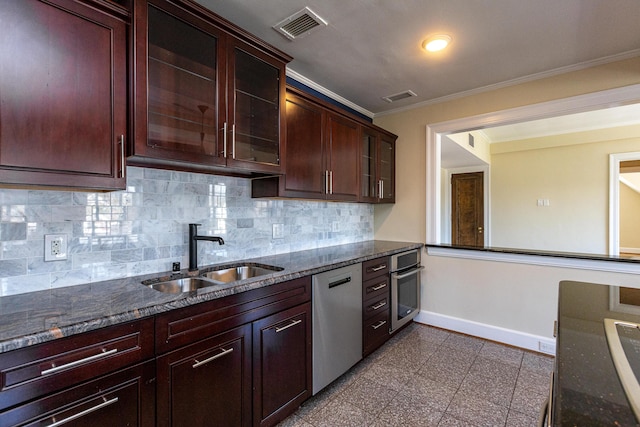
[189,223,224,271]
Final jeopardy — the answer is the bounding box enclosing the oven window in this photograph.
[397,274,418,319]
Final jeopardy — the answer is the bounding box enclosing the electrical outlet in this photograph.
[272,223,284,239]
[44,234,68,262]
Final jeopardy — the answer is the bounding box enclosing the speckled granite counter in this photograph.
[554,281,640,426]
[0,240,422,354]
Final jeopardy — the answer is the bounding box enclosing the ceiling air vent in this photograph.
[382,90,418,103]
[274,7,327,41]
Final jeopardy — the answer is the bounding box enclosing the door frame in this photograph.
[444,166,490,245]
[609,151,640,256]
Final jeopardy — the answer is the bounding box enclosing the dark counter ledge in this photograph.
[0,240,422,354]
[427,243,640,264]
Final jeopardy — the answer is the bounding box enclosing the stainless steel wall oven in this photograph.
[390,249,423,331]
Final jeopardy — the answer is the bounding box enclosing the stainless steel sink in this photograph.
[201,264,283,283]
[144,277,215,294]
[143,263,284,293]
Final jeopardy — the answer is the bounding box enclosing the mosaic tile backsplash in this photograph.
[0,167,373,296]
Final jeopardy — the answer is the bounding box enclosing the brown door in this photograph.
[451,172,484,246]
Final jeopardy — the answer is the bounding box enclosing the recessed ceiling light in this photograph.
[422,35,452,52]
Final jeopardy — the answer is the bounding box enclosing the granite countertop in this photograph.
[427,243,640,264]
[0,240,422,354]
[555,280,640,426]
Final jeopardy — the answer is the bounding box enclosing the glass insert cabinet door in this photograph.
[361,129,395,202]
[361,130,378,201]
[228,45,282,167]
[146,3,224,163]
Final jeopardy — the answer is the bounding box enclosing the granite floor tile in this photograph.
[277,324,554,427]
[445,391,510,426]
[372,392,444,427]
[304,399,373,427]
[506,409,539,427]
[340,376,400,416]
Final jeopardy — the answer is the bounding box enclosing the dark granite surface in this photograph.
[427,244,640,264]
[555,281,640,426]
[0,240,422,354]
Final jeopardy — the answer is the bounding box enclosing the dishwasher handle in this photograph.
[328,276,351,289]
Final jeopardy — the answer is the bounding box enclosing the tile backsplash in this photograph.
[0,167,373,296]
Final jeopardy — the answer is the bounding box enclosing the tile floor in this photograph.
[278,322,554,427]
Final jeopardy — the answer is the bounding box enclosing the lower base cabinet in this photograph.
[156,324,253,427]
[0,361,156,427]
[253,302,312,427]
[154,277,312,427]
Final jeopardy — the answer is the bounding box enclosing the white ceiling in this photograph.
[197,0,640,116]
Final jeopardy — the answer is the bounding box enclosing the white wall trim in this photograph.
[427,84,640,246]
[286,68,375,119]
[427,246,640,275]
[414,310,556,355]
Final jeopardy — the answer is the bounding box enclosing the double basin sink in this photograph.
[143,264,284,294]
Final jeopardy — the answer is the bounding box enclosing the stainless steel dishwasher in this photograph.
[312,263,362,395]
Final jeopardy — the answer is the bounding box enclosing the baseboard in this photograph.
[414,310,556,355]
[620,247,640,255]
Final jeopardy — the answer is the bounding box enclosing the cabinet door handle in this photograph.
[41,348,117,376]
[379,180,384,199]
[193,347,233,368]
[371,264,387,272]
[370,282,387,292]
[371,320,387,330]
[325,170,329,194]
[371,301,387,310]
[329,170,333,195]
[275,319,302,333]
[47,396,119,427]
[222,122,228,157]
[231,123,236,159]
[119,135,125,178]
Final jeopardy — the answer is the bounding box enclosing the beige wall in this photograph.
[490,127,640,253]
[620,182,640,250]
[372,57,640,343]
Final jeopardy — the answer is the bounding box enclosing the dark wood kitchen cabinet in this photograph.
[0,0,128,190]
[131,0,290,175]
[253,302,312,427]
[0,318,155,426]
[156,325,252,427]
[360,127,396,203]
[154,276,312,427]
[252,87,360,201]
[362,256,391,357]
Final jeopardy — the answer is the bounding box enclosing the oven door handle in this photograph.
[392,266,424,280]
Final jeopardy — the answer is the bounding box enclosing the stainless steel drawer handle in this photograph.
[275,319,302,333]
[371,264,387,272]
[393,265,424,280]
[371,283,387,291]
[48,396,119,427]
[328,277,351,288]
[371,320,387,330]
[371,301,387,310]
[193,347,233,368]
[41,348,117,376]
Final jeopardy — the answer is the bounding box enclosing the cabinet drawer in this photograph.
[0,360,155,427]
[363,310,390,357]
[362,257,389,282]
[0,317,154,411]
[363,296,389,321]
[362,276,389,302]
[155,277,311,353]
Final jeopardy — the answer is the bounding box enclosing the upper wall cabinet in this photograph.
[0,0,128,190]
[252,86,397,204]
[131,0,291,175]
[360,127,396,203]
